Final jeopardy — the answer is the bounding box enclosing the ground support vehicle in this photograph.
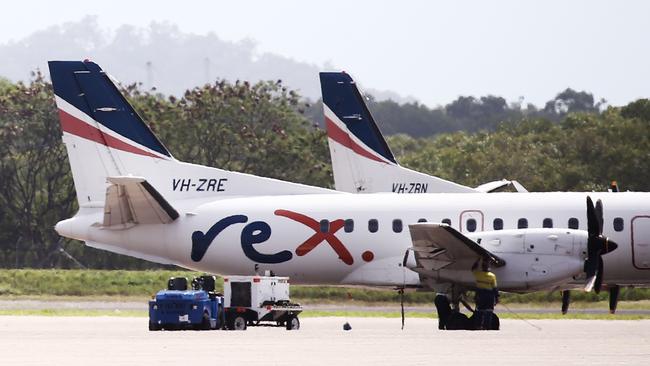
[148,276,224,331]
[224,275,302,330]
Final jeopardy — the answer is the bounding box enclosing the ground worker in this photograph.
[472,259,499,330]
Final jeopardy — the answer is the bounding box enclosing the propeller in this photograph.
[606,181,622,313]
[584,196,618,293]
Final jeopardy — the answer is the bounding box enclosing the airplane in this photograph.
[50,61,648,322]
[319,71,646,313]
[319,71,528,195]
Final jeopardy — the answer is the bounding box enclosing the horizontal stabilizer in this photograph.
[103,176,179,227]
[475,179,529,193]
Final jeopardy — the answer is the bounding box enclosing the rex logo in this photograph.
[190,210,357,265]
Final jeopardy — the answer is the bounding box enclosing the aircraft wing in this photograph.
[406,223,506,273]
[103,176,179,227]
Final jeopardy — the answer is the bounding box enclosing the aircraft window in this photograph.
[344,219,354,233]
[518,218,528,229]
[368,219,379,233]
[613,217,624,232]
[392,219,403,233]
[543,218,553,228]
[418,218,427,223]
[466,218,477,232]
[568,218,579,229]
[493,218,503,230]
[442,218,451,225]
[320,219,330,233]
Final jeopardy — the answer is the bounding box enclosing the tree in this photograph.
[0,72,77,267]
[543,88,600,116]
[620,99,650,122]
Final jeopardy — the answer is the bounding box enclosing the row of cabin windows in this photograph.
[486,217,624,232]
[320,217,626,233]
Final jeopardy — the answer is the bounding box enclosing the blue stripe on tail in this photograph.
[48,60,171,158]
[319,72,396,164]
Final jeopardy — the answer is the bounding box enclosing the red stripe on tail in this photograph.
[325,116,387,164]
[58,109,162,159]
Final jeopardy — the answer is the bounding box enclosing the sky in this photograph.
[2,0,649,107]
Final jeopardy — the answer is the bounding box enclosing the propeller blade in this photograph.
[584,276,596,292]
[595,199,604,235]
[609,285,620,314]
[584,196,618,289]
[586,196,599,237]
[561,290,571,315]
[594,257,604,294]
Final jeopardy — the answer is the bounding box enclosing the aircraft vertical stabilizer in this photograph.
[49,60,336,207]
[319,72,477,194]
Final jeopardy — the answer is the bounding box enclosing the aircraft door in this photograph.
[460,210,484,233]
[632,216,650,269]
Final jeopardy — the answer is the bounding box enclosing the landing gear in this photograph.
[434,288,499,331]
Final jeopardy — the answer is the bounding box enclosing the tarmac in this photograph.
[1,316,648,365]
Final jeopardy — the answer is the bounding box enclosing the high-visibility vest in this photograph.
[473,270,497,290]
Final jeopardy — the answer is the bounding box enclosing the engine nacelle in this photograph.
[467,229,588,291]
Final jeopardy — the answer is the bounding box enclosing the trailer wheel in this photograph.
[148,321,161,331]
[201,312,211,330]
[286,315,300,330]
[230,315,247,331]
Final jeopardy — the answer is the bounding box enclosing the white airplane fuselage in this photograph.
[57,191,650,290]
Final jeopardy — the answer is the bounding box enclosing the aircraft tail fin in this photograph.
[319,72,476,194]
[49,60,175,205]
[50,60,335,207]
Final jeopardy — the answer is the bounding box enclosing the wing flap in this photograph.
[406,223,505,274]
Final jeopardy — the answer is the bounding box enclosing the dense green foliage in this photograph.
[305,88,605,137]
[0,73,649,269]
[389,111,650,192]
